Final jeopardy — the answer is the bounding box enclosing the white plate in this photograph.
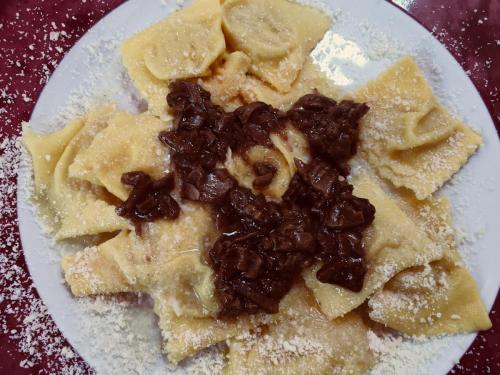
[17,0,500,374]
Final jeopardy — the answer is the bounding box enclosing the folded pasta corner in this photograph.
[354,55,483,200]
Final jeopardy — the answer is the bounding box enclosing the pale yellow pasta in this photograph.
[143,0,225,80]
[224,123,310,200]
[121,0,225,117]
[240,58,340,110]
[270,124,310,176]
[368,259,492,336]
[22,118,84,194]
[353,56,482,200]
[68,111,169,201]
[154,295,271,364]
[222,0,330,92]
[225,145,291,200]
[158,252,218,318]
[121,37,169,118]
[156,265,320,366]
[368,196,492,335]
[303,173,442,320]
[201,51,252,110]
[224,285,375,375]
[61,231,134,296]
[62,204,217,296]
[22,106,130,239]
[61,201,252,364]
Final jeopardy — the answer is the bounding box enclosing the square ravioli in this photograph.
[368,195,491,335]
[62,205,217,297]
[121,0,225,117]
[222,0,331,92]
[68,111,169,201]
[224,286,375,375]
[23,106,130,239]
[353,56,482,200]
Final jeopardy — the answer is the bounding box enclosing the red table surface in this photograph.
[0,0,498,374]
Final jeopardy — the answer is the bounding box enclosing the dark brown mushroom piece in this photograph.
[116,171,180,234]
[252,162,278,190]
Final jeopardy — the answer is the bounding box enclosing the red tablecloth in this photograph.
[0,1,498,374]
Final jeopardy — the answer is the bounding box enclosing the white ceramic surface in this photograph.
[17,0,500,374]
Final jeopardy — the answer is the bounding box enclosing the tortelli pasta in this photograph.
[224,285,375,375]
[154,294,274,364]
[240,58,340,110]
[142,0,225,81]
[68,111,169,201]
[200,51,252,110]
[23,106,130,239]
[62,206,217,298]
[22,0,491,373]
[221,0,331,92]
[121,0,225,117]
[368,195,491,335]
[303,172,443,320]
[353,56,482,200]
